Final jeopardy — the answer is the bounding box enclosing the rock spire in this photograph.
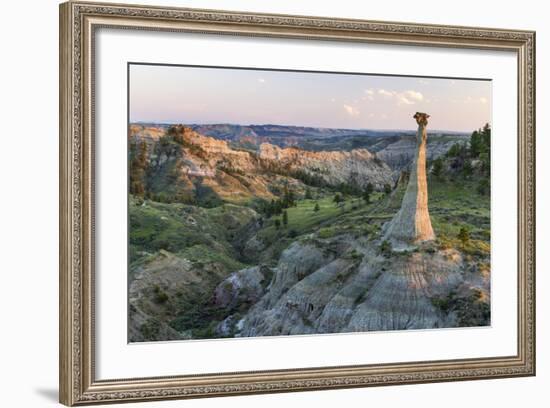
[383,112,435,247]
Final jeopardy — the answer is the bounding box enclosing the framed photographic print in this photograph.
[59,1,536,405]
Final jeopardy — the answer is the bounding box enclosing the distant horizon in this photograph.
[130,64,492,132]
[130,120,477,134]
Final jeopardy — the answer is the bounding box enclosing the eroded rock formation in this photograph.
[383,112,435,248]
[129,125,394,203]
[222,239,488,337]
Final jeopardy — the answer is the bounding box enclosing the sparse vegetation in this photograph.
[363,182,374,204]
[379,240,392,257]
[431,157,444,181]
[129,140,148,196]
[140,319,161,339]
[153,285,169,304]
[431,289,490,327]
[457,226,471,249]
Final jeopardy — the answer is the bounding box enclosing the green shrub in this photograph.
[140,319,161,339]
[379,240,392,257]
[318,227,336,239]
[457,226,471,248]
[153,285,169,304]
[287,229,298,238]
[431,295,453,313]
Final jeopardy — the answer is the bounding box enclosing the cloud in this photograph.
[257,78,266,83]
[396,96,414,105]
[360,88,427,106]
[404,90,423,101]
[479,97,488,104]
[376,89,423,105]
[363,89,375,101]
[343,104,360,116]
[396,90,424,105]
[378,89,395,97]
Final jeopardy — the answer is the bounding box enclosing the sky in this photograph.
[129,64,492,132]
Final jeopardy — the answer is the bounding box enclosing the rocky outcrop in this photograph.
[213,265,272,310]
[129,124,166,144]
[220,238,489,337]
[259,143,393,189]
[129,125,395,204]
[131,234,490,341]
[345,249,463,331]
[376,135,468,170]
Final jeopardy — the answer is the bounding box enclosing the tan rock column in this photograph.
[383,112,435,247]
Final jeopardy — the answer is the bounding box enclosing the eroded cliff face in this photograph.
[130,125,394,204]
[376,135,468,170]
[215,237,489,337]
[258,143,392,189]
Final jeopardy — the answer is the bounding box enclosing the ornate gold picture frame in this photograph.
[59,1,535,405]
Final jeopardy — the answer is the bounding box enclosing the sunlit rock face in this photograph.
[383,112,435,248]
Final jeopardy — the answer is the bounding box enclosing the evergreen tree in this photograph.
[481,123,491,150]
[458,226,470,248]
[305,187,313,200]
[282,185,296,208]
[432,158,444,180]
[447,142,467,158]
[129,141,148,196]
[314,202,320,212]
[363,189,371,204]
[363,182,374,204]
[282,210,288,226]
[479,152,490,175]
[477,179,490,196]
[480,123,491,175]
[333,193,343,204]
[462,160,474,178]
[469,130,483,157]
